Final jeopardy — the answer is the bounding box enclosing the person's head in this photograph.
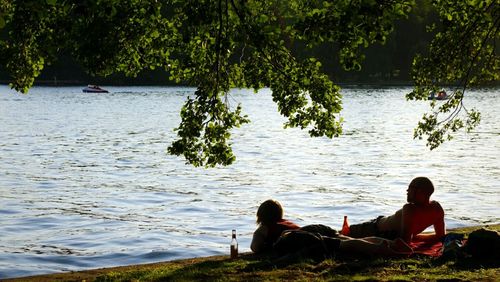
[407,177,434,204]
[256,199,283,226]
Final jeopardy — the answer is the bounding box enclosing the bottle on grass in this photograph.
[230,229,238,259]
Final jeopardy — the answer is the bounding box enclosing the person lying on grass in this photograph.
[250,199,412,257]
[344,177,446,243]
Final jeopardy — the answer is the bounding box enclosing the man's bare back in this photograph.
[378,200,445,242]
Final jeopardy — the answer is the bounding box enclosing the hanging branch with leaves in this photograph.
[409,0,499,149]
[1,0,498,166]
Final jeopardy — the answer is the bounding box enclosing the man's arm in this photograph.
[433,210,446,239]
[413,232,441,242]
[400,204,415,243]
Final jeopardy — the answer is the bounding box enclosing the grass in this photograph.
[5,224,499,282]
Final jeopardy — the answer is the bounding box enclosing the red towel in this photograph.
[409,239,443,257]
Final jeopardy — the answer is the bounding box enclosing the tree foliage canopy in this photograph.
[408,0,499,149]
[0,0,498,166]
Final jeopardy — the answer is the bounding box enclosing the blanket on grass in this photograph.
[409,239,445,257]
[410,228,500,259]
[409,233,466,257]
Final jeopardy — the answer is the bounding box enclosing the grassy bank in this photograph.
[5,224,499,282]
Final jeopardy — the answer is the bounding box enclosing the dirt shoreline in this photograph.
[4,224,499,282]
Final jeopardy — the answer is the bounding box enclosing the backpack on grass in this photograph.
[463,228,500,259]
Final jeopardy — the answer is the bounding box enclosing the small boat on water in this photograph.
[428,90,448,100]
[83,85,109,93]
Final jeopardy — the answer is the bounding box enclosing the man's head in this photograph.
[407,177,434,204]
[256,199,283,225]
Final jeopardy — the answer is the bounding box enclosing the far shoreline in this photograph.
[2,81,499,89]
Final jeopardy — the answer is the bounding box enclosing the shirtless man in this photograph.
[345,177,445,243]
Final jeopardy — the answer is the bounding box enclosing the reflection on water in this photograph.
[0,86,499,278]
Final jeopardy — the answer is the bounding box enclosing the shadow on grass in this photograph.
[242,251,396,275]
[94,252,499,282]
[244,251,500,278]
[434,256,500,270]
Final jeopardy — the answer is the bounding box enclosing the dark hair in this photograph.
[256,199,283,225]
[410,177,434,197]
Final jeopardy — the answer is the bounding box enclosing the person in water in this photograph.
[344,177,445,243]
[437,90,447,99]
[250,199,412,256]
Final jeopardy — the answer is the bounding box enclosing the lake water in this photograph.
[0,85,499,278]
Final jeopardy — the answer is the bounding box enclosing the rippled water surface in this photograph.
[0,85,499,278]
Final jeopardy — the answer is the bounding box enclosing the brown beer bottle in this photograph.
[230,229,238,259]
